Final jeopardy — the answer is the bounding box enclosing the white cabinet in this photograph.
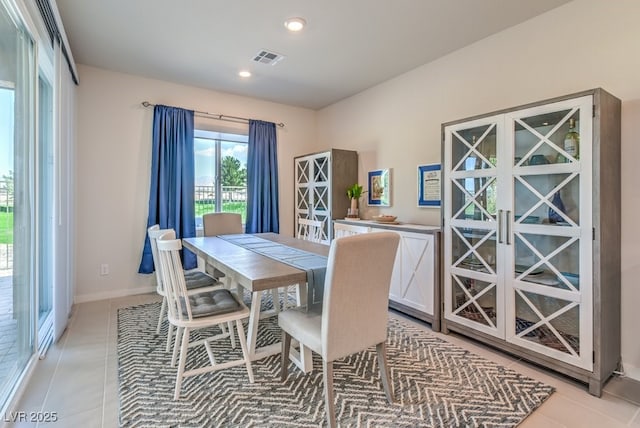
[334,220,441,331]
[294,149,357,244]
[441,88,621,396]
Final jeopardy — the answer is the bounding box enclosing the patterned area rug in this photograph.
[118,300,554,427]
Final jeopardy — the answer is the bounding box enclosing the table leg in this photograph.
[246,291,263,359]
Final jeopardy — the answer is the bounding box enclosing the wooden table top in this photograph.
[183,233,330,293]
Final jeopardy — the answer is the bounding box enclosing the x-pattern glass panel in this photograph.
[514,108,579,166]
[514,173,579,227]
[313,157,329,182]
[313,186,328,211]
[297,188,309,210]
[452,274,497,327]
[514,233,579,292]
[297,160,309,184]
[452,227,496,275]
[515,289,579,356]
[451,124,496,172]
[452,176,497,221]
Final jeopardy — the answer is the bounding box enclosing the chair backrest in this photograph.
[321,232,400,362]
[297,218,324,243]
[155,230,193,322]
[148,224,173,294]
[203,212,243,236]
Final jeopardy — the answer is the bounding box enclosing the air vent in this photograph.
[252,50,285,65]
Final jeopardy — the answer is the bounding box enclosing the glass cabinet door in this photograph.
[504,95,593,370]
[444,116,505,338]
[295,153,331,243]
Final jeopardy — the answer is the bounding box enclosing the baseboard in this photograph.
[74,286,155,304]
[623,364,640,382]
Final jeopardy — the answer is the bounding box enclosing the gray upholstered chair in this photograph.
[202,212,243,280]
[155,230,254,399]
[202,212,243,236]
[278,232,400,428]
[148,225,222,351]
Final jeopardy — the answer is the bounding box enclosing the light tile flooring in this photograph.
[6,293,640,427]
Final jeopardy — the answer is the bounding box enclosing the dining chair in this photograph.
[148,225,223,352]
[278,232,400,428]
[202,212,243,282]
[155,230,254,399]
[202,212,243,236]
[296,217,323,243]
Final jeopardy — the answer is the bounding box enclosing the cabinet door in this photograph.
[295,155,312,235]
[504,95,593,370]
[390,231,435,316]
[295,153,332,243]
[310,152,331,242]
[443,115,506,338]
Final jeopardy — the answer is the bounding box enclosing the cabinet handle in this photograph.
[506,210,512,245]
[498,210,504,244]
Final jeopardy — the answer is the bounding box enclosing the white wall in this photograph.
[74,65,317,302]
[316,0,640,379]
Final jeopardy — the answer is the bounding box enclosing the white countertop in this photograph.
[334,219,440,233]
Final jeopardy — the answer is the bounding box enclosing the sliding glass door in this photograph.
[37,64,54,350]
[0,1,36,412]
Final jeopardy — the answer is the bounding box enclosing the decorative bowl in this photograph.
[373,215,397,223]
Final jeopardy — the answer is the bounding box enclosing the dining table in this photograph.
[182,232,330,372]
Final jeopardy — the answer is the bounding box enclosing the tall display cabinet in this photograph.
[294,149,357,243]
[441,89,621,396]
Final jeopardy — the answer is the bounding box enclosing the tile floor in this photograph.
[6,293,640,427]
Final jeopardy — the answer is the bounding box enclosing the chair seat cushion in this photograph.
[184,270,219,290]
[278,309,322,355]
[181,289,241,318]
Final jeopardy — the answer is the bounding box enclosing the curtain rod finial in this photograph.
[142,101,152,107]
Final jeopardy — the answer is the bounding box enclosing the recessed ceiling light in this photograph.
[238,70,251,78]
[284,17,306,32]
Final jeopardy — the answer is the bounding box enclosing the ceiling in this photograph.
[56,0,571,110]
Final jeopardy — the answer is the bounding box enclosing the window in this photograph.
[194,130,248,228]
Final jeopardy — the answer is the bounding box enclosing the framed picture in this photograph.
[368,168,391,206]
[418,164,441,208]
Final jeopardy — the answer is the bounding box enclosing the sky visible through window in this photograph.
[194,130,248,186]
[0,88,14,177]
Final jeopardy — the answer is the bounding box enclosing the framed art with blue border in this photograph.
[418,164,441,207]
[368,168,391,206]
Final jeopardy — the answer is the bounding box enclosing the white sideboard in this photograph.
[333,220,441,331]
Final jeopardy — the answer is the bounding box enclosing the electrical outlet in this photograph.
[100,264,109,276]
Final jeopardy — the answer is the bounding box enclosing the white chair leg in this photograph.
[323,360,336,428]
[171,326,183,367]
[235,319,254,383]
[174,327,190,400]
[166,323,174,353]
[227,321,236,348]
[156,297,167,334]
[376,342,394,404]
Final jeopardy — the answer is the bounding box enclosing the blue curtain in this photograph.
[138,105,196,273]
[245,120,280,233]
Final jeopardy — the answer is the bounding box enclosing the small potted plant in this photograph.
[346,183,364,218]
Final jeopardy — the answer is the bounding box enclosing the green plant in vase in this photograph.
[346,183,364,218]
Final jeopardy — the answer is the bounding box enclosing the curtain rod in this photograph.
[141,101,285,128]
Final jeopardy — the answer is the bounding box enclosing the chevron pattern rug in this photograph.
[118,301,554,427]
